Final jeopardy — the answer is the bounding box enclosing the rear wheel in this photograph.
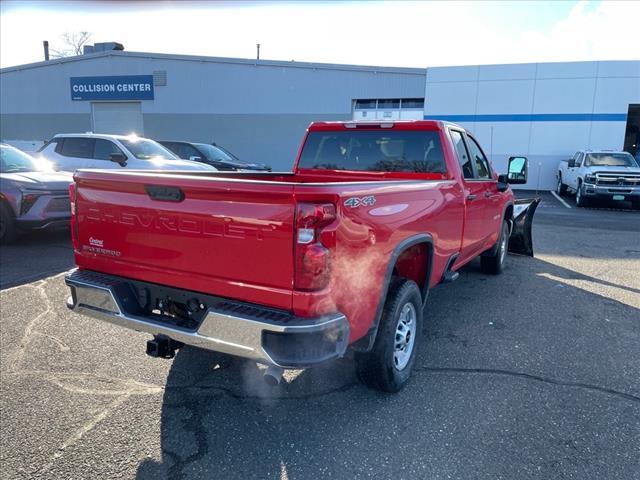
[481,220,509,275]
[0,203,17,245]
[355,278,423,393]
[556,175,567,196]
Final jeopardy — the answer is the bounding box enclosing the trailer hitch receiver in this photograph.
[146,335,183,359]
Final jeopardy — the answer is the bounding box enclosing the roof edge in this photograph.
[0,50,426,75]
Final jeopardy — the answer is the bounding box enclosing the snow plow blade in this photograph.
[508,198,540,257]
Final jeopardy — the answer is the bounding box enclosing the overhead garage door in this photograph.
[91,102,144,135]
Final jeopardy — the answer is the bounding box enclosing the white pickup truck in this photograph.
[556,150,640,208]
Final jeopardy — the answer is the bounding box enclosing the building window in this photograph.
[353,97,425,121]
[401,98,424,109]
[355,99,377,110]
[354,98,425,111]
[378,99,400,109]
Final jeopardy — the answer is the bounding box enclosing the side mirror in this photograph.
[189,156,202,162]
[567,159,576,168]
[109,153,127,166]
[507,156,528,184]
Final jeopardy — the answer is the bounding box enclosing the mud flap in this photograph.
[508,198,540,257]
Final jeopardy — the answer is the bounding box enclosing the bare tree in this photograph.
[50,32,92,58]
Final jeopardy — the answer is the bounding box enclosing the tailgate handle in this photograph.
[145,185,185,202]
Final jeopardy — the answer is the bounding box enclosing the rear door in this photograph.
[464,133,501,247]
[449,129,493,259]
[74,171,296,310]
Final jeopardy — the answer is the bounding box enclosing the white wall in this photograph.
[424,61,640,190]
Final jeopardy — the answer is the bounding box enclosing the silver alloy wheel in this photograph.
[576,185,582,204]
[499,226,508,265]
[394,302,417,371]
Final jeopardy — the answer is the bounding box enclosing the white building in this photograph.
[424,61,640,190]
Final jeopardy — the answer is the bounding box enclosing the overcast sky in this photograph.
[1,0,639,69]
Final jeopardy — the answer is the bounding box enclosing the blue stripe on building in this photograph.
[424,113,627,122]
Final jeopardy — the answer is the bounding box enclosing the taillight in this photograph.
[294,203,336,291]
[69,182,79,250]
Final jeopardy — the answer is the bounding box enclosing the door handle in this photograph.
[484,191,492,198]
[467,194,477,201]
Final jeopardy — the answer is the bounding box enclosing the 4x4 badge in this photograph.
[344,196,376,208]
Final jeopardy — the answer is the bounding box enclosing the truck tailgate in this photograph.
[73,171,295,310]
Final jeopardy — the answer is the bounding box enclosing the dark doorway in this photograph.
[623,104,640,156]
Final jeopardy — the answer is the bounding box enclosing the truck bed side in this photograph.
[292,179,464,341]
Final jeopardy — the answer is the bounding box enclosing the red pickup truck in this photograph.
[65,121,538,392]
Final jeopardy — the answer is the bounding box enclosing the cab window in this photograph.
[93,139,125,161]
[450,130,474,179]
[466,135,492,179]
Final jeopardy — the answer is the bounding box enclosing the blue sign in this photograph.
[70,75,154,101]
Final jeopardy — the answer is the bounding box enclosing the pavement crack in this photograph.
[5,281,54,373]
[32,332,70,352]
[167,390,210,480]
[167,380,358,401]
[6,370,164,396]
[37,394,131,475]
[417,367,640,403]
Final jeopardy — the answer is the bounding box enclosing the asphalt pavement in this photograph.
[1,192,639,480]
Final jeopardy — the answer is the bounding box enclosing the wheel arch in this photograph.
[351,233,433,352]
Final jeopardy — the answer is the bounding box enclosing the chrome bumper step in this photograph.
[65,269,349,368]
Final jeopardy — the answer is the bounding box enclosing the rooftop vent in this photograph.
[83,42,125,55]
[153,70,167,86]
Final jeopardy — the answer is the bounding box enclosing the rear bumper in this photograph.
[65,269,349,368]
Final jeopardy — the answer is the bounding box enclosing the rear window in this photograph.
[298,130,446,173]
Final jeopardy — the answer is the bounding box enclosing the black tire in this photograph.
[556,175,568,196]
[481,220,509,275]
[355,277,423,393]
[631,200,640,211]
[0,203,17,245]
[575,182,589,208]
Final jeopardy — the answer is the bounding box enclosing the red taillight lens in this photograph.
[295,244,330,291]
[294,203,336,291]
[69,182,79,250]
[296,203,336,229]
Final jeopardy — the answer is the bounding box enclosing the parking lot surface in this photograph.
[1,192,639,480]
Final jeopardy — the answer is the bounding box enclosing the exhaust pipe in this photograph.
[263,365,284,386]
